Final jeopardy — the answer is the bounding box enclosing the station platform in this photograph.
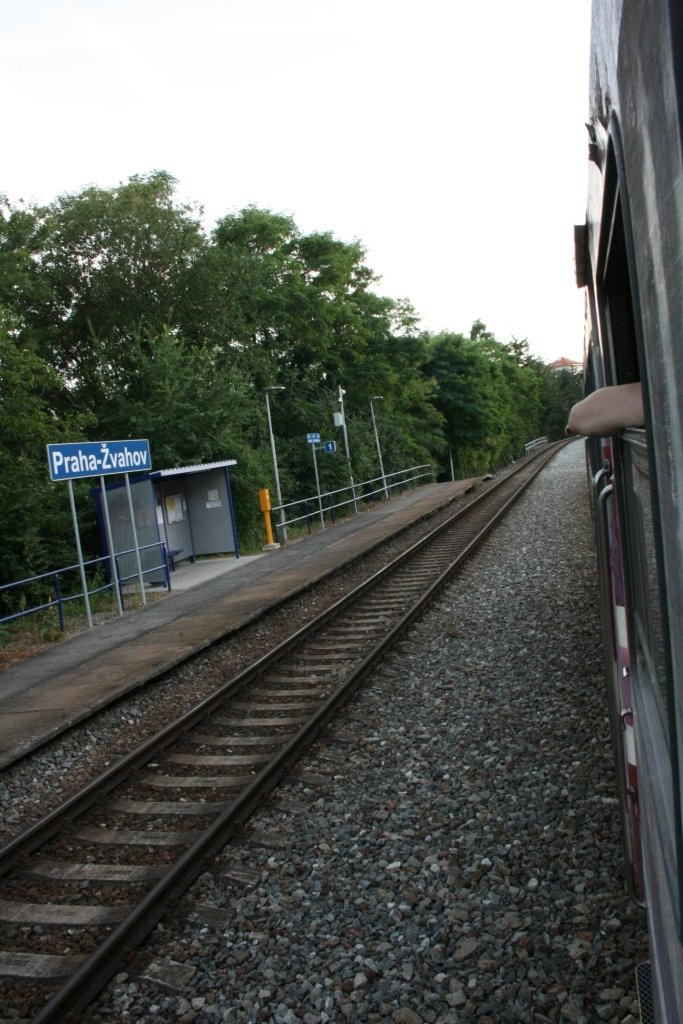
[0,479,479,768]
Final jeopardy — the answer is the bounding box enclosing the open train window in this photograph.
[602,202,640,386]
[597,148,669,728]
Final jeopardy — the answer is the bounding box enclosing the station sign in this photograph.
[306,432,321,444]
[47,439,152,481]
[324,440,337,453]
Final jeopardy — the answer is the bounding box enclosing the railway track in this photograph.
[0,443,564,1023]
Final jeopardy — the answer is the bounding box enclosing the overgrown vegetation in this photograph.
[0,171,582,598]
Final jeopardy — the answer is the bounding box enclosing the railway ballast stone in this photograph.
[80,442,649,1023]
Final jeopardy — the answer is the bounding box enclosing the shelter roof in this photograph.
[150,460,237,479]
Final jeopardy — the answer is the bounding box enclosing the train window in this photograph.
[602,202,640,386]
[598,138,683,948]
[620,434,669,719]
[598,183,670,724]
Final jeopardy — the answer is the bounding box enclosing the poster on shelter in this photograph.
[165,494,185,524]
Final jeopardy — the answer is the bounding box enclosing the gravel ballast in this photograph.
[80,443,650,1022]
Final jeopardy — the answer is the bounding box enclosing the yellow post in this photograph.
[259,487,275,546]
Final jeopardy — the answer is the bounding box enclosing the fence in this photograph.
[524,436,548,454]
[271,463,435,541]
[0,541,170,633]
[2,464,436,631]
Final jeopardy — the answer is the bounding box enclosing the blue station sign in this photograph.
[47,439,152,482]
[306,432,321,444]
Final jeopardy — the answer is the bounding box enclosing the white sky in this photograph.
[2,0,592,362]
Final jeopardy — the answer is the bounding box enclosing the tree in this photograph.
[423,330,498,475]
[424,323,558,476]
[211,207,446,495]
[1,176,576,588]
[0,307,93,599]
[13,172,209,413]
[538,365,583,438]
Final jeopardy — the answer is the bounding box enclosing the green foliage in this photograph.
[423,323,571,477]
[0,307,94,597]
[5,173,208,412]
[538,365,584,438]
[0,177,578,590]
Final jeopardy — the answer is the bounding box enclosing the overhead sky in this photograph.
[3,0,592,363]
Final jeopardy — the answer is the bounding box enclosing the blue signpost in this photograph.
[305,435,338,530]
[46,439,153,627]
[47,439,151,481]
[306,433,325,528]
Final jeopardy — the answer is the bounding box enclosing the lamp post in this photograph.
[310,442,325,529]
[337,385,357,514]
[264,386,287,543]
[369,395,389,500]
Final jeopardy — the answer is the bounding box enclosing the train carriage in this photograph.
[575,1,683,1020]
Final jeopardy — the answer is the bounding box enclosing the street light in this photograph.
[264,386,287,543]
[369,395,389,500]
[337,385,358,514]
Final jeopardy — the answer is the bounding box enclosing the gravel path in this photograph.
[75,443,651,1022]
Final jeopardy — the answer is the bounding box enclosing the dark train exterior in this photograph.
[575,1,683,1020]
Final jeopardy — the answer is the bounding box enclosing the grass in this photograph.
[0,585,157,671]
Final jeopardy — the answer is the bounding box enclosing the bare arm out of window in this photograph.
[566,383,644,437]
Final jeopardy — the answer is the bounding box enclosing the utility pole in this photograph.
[369,395,389,499]
[264,386,287,543]
[337,385,357,514]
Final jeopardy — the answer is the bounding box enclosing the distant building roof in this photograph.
[549,356,583,373]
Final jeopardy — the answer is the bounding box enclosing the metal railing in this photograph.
[524,436,548,454]
[0,542,170,633]
[271,463,435,541]
[2,464,437,629]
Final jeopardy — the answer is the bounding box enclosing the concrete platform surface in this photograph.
[0,480,477,767]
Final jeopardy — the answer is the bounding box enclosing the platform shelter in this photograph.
[96,459,239,584]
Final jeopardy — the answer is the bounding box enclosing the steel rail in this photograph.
[0,444,559,878]
[1,442,565,1023]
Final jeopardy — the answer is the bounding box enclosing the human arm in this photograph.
[566,382,644,437]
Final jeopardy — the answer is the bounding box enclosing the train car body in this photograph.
[576,1,683,1020]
